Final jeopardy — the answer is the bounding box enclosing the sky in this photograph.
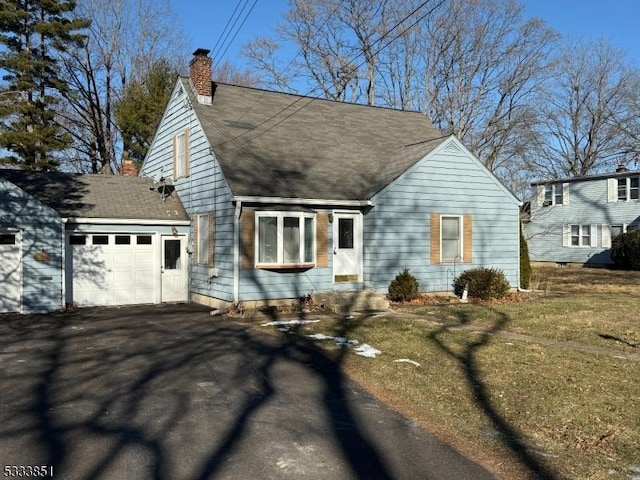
[175,0,640,70]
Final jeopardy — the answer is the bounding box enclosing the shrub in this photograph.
[453,267,510,300]
[388,268,419,302]
[520,224,532,289]
[611,230,640,270]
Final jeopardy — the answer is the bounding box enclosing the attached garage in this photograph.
[0,170,189,314]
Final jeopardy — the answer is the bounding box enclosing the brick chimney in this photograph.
[120,158,139,176]
[190,48,212,104]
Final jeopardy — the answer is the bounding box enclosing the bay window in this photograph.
[256,212,315,267]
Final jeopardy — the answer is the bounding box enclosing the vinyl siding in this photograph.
[142,83,235,302]
[0,178,64,313]
[525,177,640,264]
[365,139,520,293]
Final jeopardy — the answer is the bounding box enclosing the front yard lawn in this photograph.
[260,265,640,479]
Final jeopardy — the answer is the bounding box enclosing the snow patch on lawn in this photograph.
[394,358,421,367]
[261,319,320,327]
[306,333,379,357]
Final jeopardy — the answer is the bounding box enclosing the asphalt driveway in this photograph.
[0,304,496,480]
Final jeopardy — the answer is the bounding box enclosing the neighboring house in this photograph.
[0,169,189,313]
[523,168,640,265]
[140,48,522,309]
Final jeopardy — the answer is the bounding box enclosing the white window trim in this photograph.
[254,211,316,268]
[440,214,463,263]
[541,183,568,207]
[565,224,597,248]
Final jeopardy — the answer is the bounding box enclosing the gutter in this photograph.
[233,195,372,208]
[65,218,191,226]
[233,201,242,305]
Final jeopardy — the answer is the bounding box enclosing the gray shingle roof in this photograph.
[185,78,447,200]
[0,170,188,221]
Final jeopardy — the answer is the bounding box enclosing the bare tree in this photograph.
[241,0,557,193]
[530,39,639,178]
[58,0,187,173]
[423,0,558,174]
[214,60,261,87]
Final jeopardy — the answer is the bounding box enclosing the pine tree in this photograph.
[115,59,177,164]
[0,0,88,170]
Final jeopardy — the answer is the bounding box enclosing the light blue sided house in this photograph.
[140,48,522,309]
[524,168,640,265]
[0,170,189,314]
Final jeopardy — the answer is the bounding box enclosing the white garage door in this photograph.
[69,233,156,307]
[0,231,21,313]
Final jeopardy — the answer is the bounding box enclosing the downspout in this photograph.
[233,201,242,305]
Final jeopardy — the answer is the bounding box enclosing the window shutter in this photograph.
[430,214,440,264]
[316,213,328,267]
[601,224,611,248]
[241,210,255,268]
[192,216,198,264]
[562,225,570,247]
[562,183,570,205]
[208,212,215,266]
[590,224,598,247]
[536,185,545,207]
[463,214,473,263]
[172,135,178,180]
[607,178,617,202]
[185,128,191,177]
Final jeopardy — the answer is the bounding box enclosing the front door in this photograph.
[333,212,362,282]
[161,235,187,302]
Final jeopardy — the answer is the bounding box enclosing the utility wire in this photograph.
[210,0,246,61]
[224,0,445,150]
[213,0,259,69]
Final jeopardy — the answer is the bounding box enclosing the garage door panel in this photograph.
[70,233,157,306]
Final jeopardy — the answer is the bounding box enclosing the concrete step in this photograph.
[311,290,390,314]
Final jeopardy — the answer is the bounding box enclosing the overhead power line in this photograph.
[225,0,446,149]
[213,0,259,69]
[210,0,246,61]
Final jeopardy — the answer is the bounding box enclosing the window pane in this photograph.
[631,177,639,188]
[164,239,181,269]
[93,235,108,245]
[115,235,130,245]
[304,217,314,263]
[544,185,552,203]
[611,225,623,238]
[70,235,86,245]
[0,234,16,245]
[618,178,627,200]
[137,235,152,245]
[441,217,460,261]
[198,215,209,264]
[338,218,354,249]
[571,225,580,236]
[283,217,300,263]
[554,184,563,205]
[258,217,277,263]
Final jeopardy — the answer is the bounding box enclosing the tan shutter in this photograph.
[172,134,177,180]
[208,212,215,266]
[192,215,198,264]
[316,213,328,267]
[430,214,440,264]
[463,214,473,263]
[241,210,255,268]
[185,128,191,177]
[607,178,617,203]
[562,183,570,205]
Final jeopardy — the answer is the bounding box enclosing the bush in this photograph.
[453,267,510,300]
[520,224,532,289]
[611,230,640,270]
[388,268,419,302]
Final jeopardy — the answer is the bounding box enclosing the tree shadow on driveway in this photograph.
[0,304,494,480]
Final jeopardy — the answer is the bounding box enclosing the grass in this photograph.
[259,265,640,479]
